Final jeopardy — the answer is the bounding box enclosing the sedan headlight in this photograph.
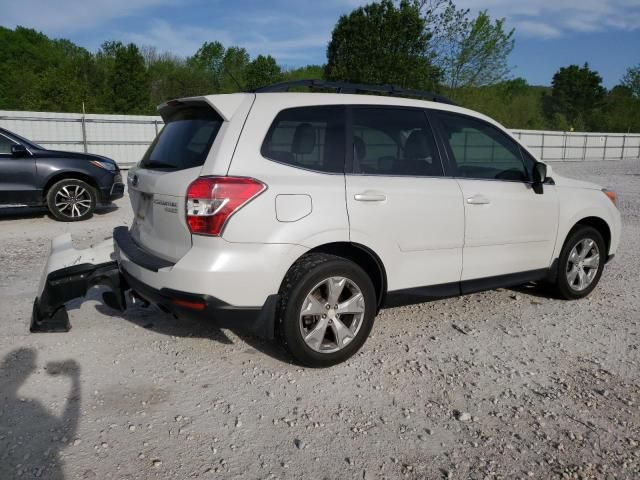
[90,160,117,171]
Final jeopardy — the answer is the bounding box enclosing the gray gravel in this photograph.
[1,160,639,480]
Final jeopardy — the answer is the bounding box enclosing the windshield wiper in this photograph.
[142,160,178,169]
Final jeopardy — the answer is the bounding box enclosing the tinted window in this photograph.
[0,134,15,154]
[437,112,527,181]
[141,106,222,170]
[352,108,443,177]
[261,106,345,173]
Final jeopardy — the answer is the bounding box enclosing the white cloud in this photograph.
[1,0,175,32]
[454,0,640,39]
[513,20,562,39]
[119,18,329,61]
[120,19,233,57]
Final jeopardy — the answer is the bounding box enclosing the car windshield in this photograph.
[1,129,43,150]
[140,105,223,170]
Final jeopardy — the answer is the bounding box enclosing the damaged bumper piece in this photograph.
[31,228,278,338]
[31,234,126,332]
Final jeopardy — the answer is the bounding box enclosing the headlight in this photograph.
[602,189,618,207]
[90,160,117,171]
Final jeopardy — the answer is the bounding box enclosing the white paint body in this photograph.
[41,92,622,309]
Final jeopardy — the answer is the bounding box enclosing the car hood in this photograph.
[35,149,116,165]
[551,173,602,191]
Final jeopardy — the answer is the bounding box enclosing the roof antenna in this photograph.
[224,67,244,92]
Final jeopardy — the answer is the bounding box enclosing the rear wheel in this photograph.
[554,226,606,299]
[278,253,377,367]
[46,179,96,222]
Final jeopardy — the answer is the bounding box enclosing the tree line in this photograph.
[0,0,638,132]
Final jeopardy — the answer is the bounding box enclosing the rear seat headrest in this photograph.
[292,123,316,154]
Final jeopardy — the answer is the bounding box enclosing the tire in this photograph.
[554,226,606,300]
[278,253,377,367]
[46,179,97,222]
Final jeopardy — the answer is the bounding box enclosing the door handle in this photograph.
[466,194,490,205]
[354,192,387,202]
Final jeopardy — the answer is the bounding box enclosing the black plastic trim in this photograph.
[31,261,126,333]
[122,269,279,339]
[384,269,549,308]
[385,282,460,308]
[253,79,457,105]
[113,226,174,272]
[460,269,548,295]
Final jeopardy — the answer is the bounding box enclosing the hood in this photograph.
[35,148,117,165]
[551,173,602,191]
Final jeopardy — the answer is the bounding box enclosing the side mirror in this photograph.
[11,144,29,156]
[532,162,547,194]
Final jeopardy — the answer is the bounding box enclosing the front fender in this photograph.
[552,187,621,259]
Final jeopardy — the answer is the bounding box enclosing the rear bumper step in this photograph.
[31,231,278,338]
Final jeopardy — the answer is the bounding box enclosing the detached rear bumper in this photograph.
[31,228,278,338]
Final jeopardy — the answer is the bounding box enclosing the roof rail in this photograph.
[253,79,456,105]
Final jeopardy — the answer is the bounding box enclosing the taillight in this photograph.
[186,176,266,236]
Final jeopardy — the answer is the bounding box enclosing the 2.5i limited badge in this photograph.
[153,199,178,214]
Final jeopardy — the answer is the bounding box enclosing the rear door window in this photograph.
[351,108,444,177]
[141,105,223,170]
[261,106,345,173]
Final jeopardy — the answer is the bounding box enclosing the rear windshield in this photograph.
[140,105,222,170]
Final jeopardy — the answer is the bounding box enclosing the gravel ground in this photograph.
[0,160,638,480]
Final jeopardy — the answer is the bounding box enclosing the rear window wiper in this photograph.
[142,160,178,169]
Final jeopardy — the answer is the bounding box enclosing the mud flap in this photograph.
[31,234,126,333]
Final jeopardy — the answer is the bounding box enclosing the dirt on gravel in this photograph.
[0,160,638,480]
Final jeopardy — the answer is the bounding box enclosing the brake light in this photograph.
[186,176,266,236]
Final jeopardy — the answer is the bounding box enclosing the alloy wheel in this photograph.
[55,185,92,218]
[566,238,600,291]
[299,276,366,353]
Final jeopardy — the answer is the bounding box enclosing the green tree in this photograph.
[187,41,225,90]
[621,64,640,97]
[544,63,606,130]
[602,85,640,133]
[422,1,514,90]
[245,54,282,90]
[281,65,324,82]
[0,26,96,112]
[106,43,150,114]
[146,50,213,106]
[325,0,440,90]
[219,47,250,92]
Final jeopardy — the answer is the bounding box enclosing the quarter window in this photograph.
[261,106,345,173]
[437,112,528,182]
[352,108,443,177]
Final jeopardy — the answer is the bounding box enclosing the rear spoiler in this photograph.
[157,93,253,122]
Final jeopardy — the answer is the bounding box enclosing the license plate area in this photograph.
[135,192,153,222]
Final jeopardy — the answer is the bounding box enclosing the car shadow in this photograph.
[0,348,81,480]
[508,281,560,299]
[0,204,118,221]
[87,289,294,365]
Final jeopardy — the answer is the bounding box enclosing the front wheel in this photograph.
[46,179,96,222]
[278,253,377,367]
[554,226,606,300]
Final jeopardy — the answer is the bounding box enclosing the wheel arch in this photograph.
[291,242,388,311]
[43,171,99,200]
[571,216,612,254]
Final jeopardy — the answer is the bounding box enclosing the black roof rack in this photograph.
[253,79,456,105]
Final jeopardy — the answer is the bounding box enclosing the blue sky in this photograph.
[2,0,639,87]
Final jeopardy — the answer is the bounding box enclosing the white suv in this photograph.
[32,81,621,367]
